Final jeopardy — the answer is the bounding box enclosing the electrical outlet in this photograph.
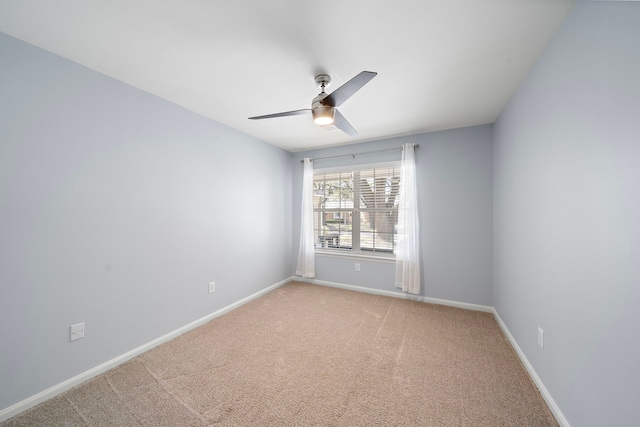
[538,327,544,349]
[208,282,215,293]
[355,263,360,272]
[70,323,85,342]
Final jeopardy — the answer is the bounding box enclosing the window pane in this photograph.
[359,167,400,209]
[314,172,354,209]
[314,211,352,249]
[360,211,396,253]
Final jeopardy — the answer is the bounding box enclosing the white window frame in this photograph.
[313,161,401,260]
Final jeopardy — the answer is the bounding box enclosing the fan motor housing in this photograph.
[312,92,330,108]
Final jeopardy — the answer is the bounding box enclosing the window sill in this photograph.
[314,250,396,264]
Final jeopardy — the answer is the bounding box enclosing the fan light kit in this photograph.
[312,106,335,125]
[249,71,377,136]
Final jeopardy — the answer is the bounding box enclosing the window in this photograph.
[313,163,400,255]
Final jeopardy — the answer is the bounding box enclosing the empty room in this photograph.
[1,1,638,426]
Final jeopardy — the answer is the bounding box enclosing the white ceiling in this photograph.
[0,0,575,152]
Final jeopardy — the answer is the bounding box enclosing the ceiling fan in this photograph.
[248,71,377,136]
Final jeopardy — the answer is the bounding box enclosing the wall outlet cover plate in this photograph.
[70,323,85,341]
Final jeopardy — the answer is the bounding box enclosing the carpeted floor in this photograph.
[2,281,558,426]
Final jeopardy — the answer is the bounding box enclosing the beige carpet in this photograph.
[2,281,557,426]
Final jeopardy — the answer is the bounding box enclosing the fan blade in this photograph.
[248,109,310,120]
[323,71,377,107]
[333,109,357,136]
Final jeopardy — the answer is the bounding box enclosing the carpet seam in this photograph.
[105,373,143,426]
[140,359,209,426]
[65,396,91,427]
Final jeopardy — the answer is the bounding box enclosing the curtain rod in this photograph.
[300,144,419,163]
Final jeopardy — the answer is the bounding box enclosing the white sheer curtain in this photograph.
[296,158,315,278]
[395,143,421,294]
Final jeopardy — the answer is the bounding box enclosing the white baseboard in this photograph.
[300,278,493,313]
[0,276,294,423]
[492,309,570,427]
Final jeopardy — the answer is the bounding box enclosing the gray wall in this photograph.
[292,125,494,306]
[493,2,640,426]
[0,33,292,411]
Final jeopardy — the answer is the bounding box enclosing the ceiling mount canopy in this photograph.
[314,74,331,91]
